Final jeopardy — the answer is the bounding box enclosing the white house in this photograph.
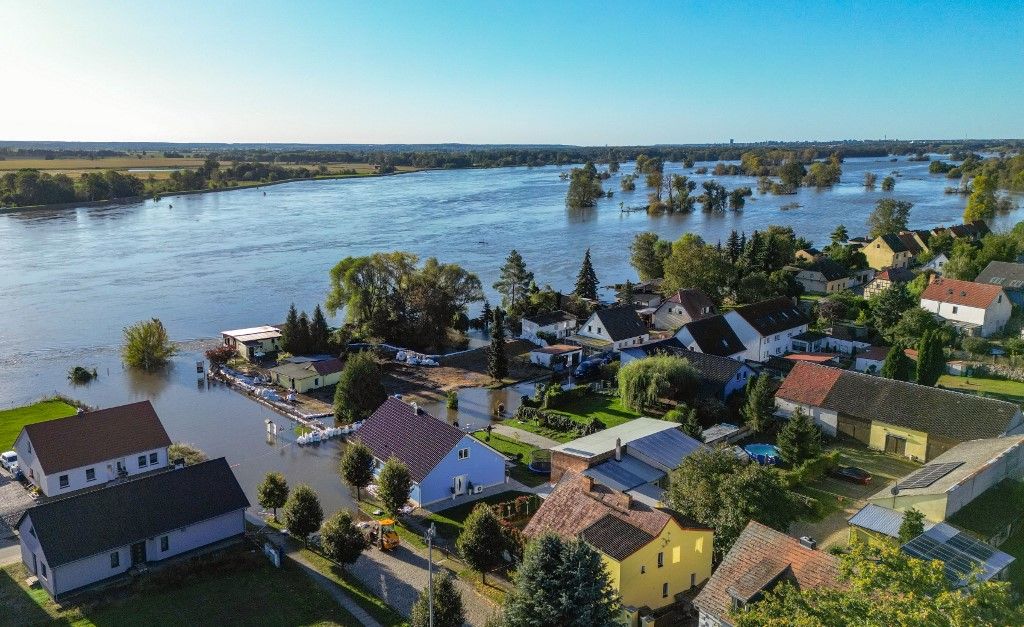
[920,277,1011,337]
[14,401,171,497]
[18,458,249,599]
[220,325,282,361]
[922,253,949,276]
[824,324,872,355]
[572,306,649,352]
[651,288,717,331]
[674,315,747,360]
[853,346,889,373]
[723,297,810,362]
[529,344,583,370]
[519,310,577,345]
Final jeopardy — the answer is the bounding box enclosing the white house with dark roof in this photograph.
[651,288,718,331]
[18,458,249,599]
[356,397,507,506]
[793,258,851,294]
[572,306,649,352]
[975,260,1024,306]
[519,310,577,345]
[674,315,746,360]
[220,325,282,361]
[723,297,810,362]
[13,401,171,497]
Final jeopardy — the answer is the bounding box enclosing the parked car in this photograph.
[830,465,872,485]
[0,451,17,472]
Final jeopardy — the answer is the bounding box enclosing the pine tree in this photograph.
[487,308,508,381]
[741,375,775,433]
[915,330,944,386]
[830,224,849,245]
[574,248,599,300]
[493,249,534,312]
[681,407,703,441]
[726,230,742,263]
[556,538,621,627]
[621,280,635,305]
[898,508,926,543]
[880,345,914,381]
[296,311,312,355]
[480,301,492,329]
[777,408,821,465]
[310,304,330,354]
[282,303,299,353]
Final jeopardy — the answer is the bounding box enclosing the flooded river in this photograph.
[0,155,1017,514]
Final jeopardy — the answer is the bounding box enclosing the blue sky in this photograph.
[0,0,1021,144]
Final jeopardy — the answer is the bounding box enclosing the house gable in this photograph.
[416,434,507,505]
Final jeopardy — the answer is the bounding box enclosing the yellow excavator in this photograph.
[368,519,400,551]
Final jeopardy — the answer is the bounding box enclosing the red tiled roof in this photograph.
[774,361,842,406]
[693,521,841,621]
[22,401,171,475]
[921,277,1004,309]
[784,353,837,364]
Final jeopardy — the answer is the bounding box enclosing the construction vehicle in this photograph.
[366,518,400,551]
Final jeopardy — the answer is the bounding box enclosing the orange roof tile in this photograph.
[774,361,842,406]
[921,277,1004,309]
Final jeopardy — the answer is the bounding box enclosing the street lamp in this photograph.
[425,522,437,627]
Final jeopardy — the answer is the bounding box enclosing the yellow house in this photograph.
[523,473,713,624]
[269,358,343,393]
[221,325,283,361]
[864,234,913,271]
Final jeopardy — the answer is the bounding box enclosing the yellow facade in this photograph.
[600,519,713,613]
[868,420,928,462]
[866,492,949,523]
[864,237,913,271]
[273,370,341,393]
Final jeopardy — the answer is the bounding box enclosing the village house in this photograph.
[789,331,825,353]
[220,325,283,361]
[919,276,1011,337]
[650,289,717,331]
[862,267,915,298]
[975,260,1024,306]
[571,306,650,352]
[792,258,851,294]
[528,344,583,370]
[616,279,665,310]
[18,457,249,599]
[931,220,990,242]
[852,345,889,373]
[519,310,577,345]
[775,362,1024,461]
[524,472,713,623]
[269,357,343,393]
[620,338,754,400]
[356,397,506,506]
[723,297,810,362]
[864,234,914,271]
[896,230,929,257]
[921,252,949,275]
[674,315,747,360]
[866,435,1024,523]
[13,401,171,497]
[823,323,872,354]
[693,521,841,627]
[549,418,703,505]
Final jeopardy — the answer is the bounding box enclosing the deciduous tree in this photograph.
[339,442,375,501]
[456,504,505,584]
[320,510,368,566]
[257,472,289,522]
[898,508,925,543]
[617,355,698,412]
[629,232,668,280]
[377,457,412,517]
[334,351,386,423]
[411,571,465,627]
[284,484,323,544]
[964,173,998,222]
[867,198,912,238]
[121,318,177,371]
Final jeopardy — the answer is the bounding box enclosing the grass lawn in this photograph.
[299,549,408,627]
[0,399,77,450]
[0,549,359,627]
[547,393,643,429]
[500,418,573,443]
[423,491,536,541]
[938,374,1024,404]
[472,432,548,487]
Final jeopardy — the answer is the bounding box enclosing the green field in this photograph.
[299,549,408,627]
[472,432,548,487]
[547,393,644,429]
[0,399,77,450]
[0,549,358,626]
[938,374,1024,404]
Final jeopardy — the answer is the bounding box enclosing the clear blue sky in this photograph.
[1,0,1021,144]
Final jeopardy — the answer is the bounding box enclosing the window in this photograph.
[691,573,697,588]
[314,378,320,386]
[58,474,69,489]
[138,455,147,467]
[26,441,31,454]
[458,448,470,460]
[952,306,958,314]
[160,536,169,552]
[85,468,95,482]
[40,562,47,578]
[640,565,646,574]
[662,582,669,598]
[149,452,158,465]
[110,552,119,568]
[657,552,664,568]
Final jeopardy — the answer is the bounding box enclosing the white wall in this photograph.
[577,312,648,351]
[944,448,1024,518]
[521,319,576,344]
[920,295,1011,337]
[724,311,807,362]
[27,445,169,497]
[776,398,838,437]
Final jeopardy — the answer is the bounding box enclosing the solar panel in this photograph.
[902,527,1009,585]
[896,462,964,489]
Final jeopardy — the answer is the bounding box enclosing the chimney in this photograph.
[582,475,594,492]
[620,492,632,510]
[411,401,419,415]
[799,536,817,550]
[615,438,622,462]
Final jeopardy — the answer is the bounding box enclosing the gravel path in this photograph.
[348,544,499,627]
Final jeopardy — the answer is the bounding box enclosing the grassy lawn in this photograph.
[0,549,358,627]
[0,399,77,450]
[472,432,548,487]
[547,393,643,429]
[500,418,573,443]
[299,549,408,627]
[938,374,1024,404]
[423,491,536,541]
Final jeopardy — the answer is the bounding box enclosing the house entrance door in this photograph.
[453,475,467,496]
[130,541,147,566]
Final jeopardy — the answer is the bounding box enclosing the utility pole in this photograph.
[426,522,437,627]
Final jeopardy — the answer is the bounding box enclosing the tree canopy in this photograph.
[493,249,534,314]
[456,504,506,584]
[741,374,776,434]
[776,408,821,466]
[376,457,412,516]
[122,318,177,371]
[333,351,386,423]
[339,442,375,500]
[257,472,289,522]
[618,355,698,412]
[867,198,912,238]
[411,571,465,627]
[284,484,324,544]
[573,248,599,300]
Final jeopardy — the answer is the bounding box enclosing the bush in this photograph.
[68,366,97,384]
[961,336,992,356]
[512,406,603,436]
[780,450,839,488]
[618,355,698,412]
[205,344,236,367]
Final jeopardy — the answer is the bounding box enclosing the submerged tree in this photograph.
[122,318,177,371]
[333,351,386,423]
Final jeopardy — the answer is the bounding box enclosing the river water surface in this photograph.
[0,156,1017,514]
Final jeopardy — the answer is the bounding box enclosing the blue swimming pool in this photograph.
[744,443,781,465]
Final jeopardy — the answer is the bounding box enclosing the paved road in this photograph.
[285,544,383,627]
[491,424,560,449]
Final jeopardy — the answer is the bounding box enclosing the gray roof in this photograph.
[580,514,655,561]
[522,310,576,327]
[878,233,909,253]
[591,306,648,341]
[804,258,850,282]
[679,315,746,357]
[976,261,1024,291]
[583,455,665,492]
[21,458,248,567]
[628,428,703,471]
[551,418,680,459]
[731,297,810,336]
[848,503,935,538]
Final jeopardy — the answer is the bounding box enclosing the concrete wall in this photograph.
[776,399,838,437]
[15,433,167,497]
[416,435,507,506]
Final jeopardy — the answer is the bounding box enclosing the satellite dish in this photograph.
[890,485,900,496]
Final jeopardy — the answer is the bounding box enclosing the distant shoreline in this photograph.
[0,169,425,214]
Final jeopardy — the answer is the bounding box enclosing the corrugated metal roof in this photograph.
[627,428,703,471]
[848,503,935,538]
[551,417,678,459]
[583,454,664,492]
